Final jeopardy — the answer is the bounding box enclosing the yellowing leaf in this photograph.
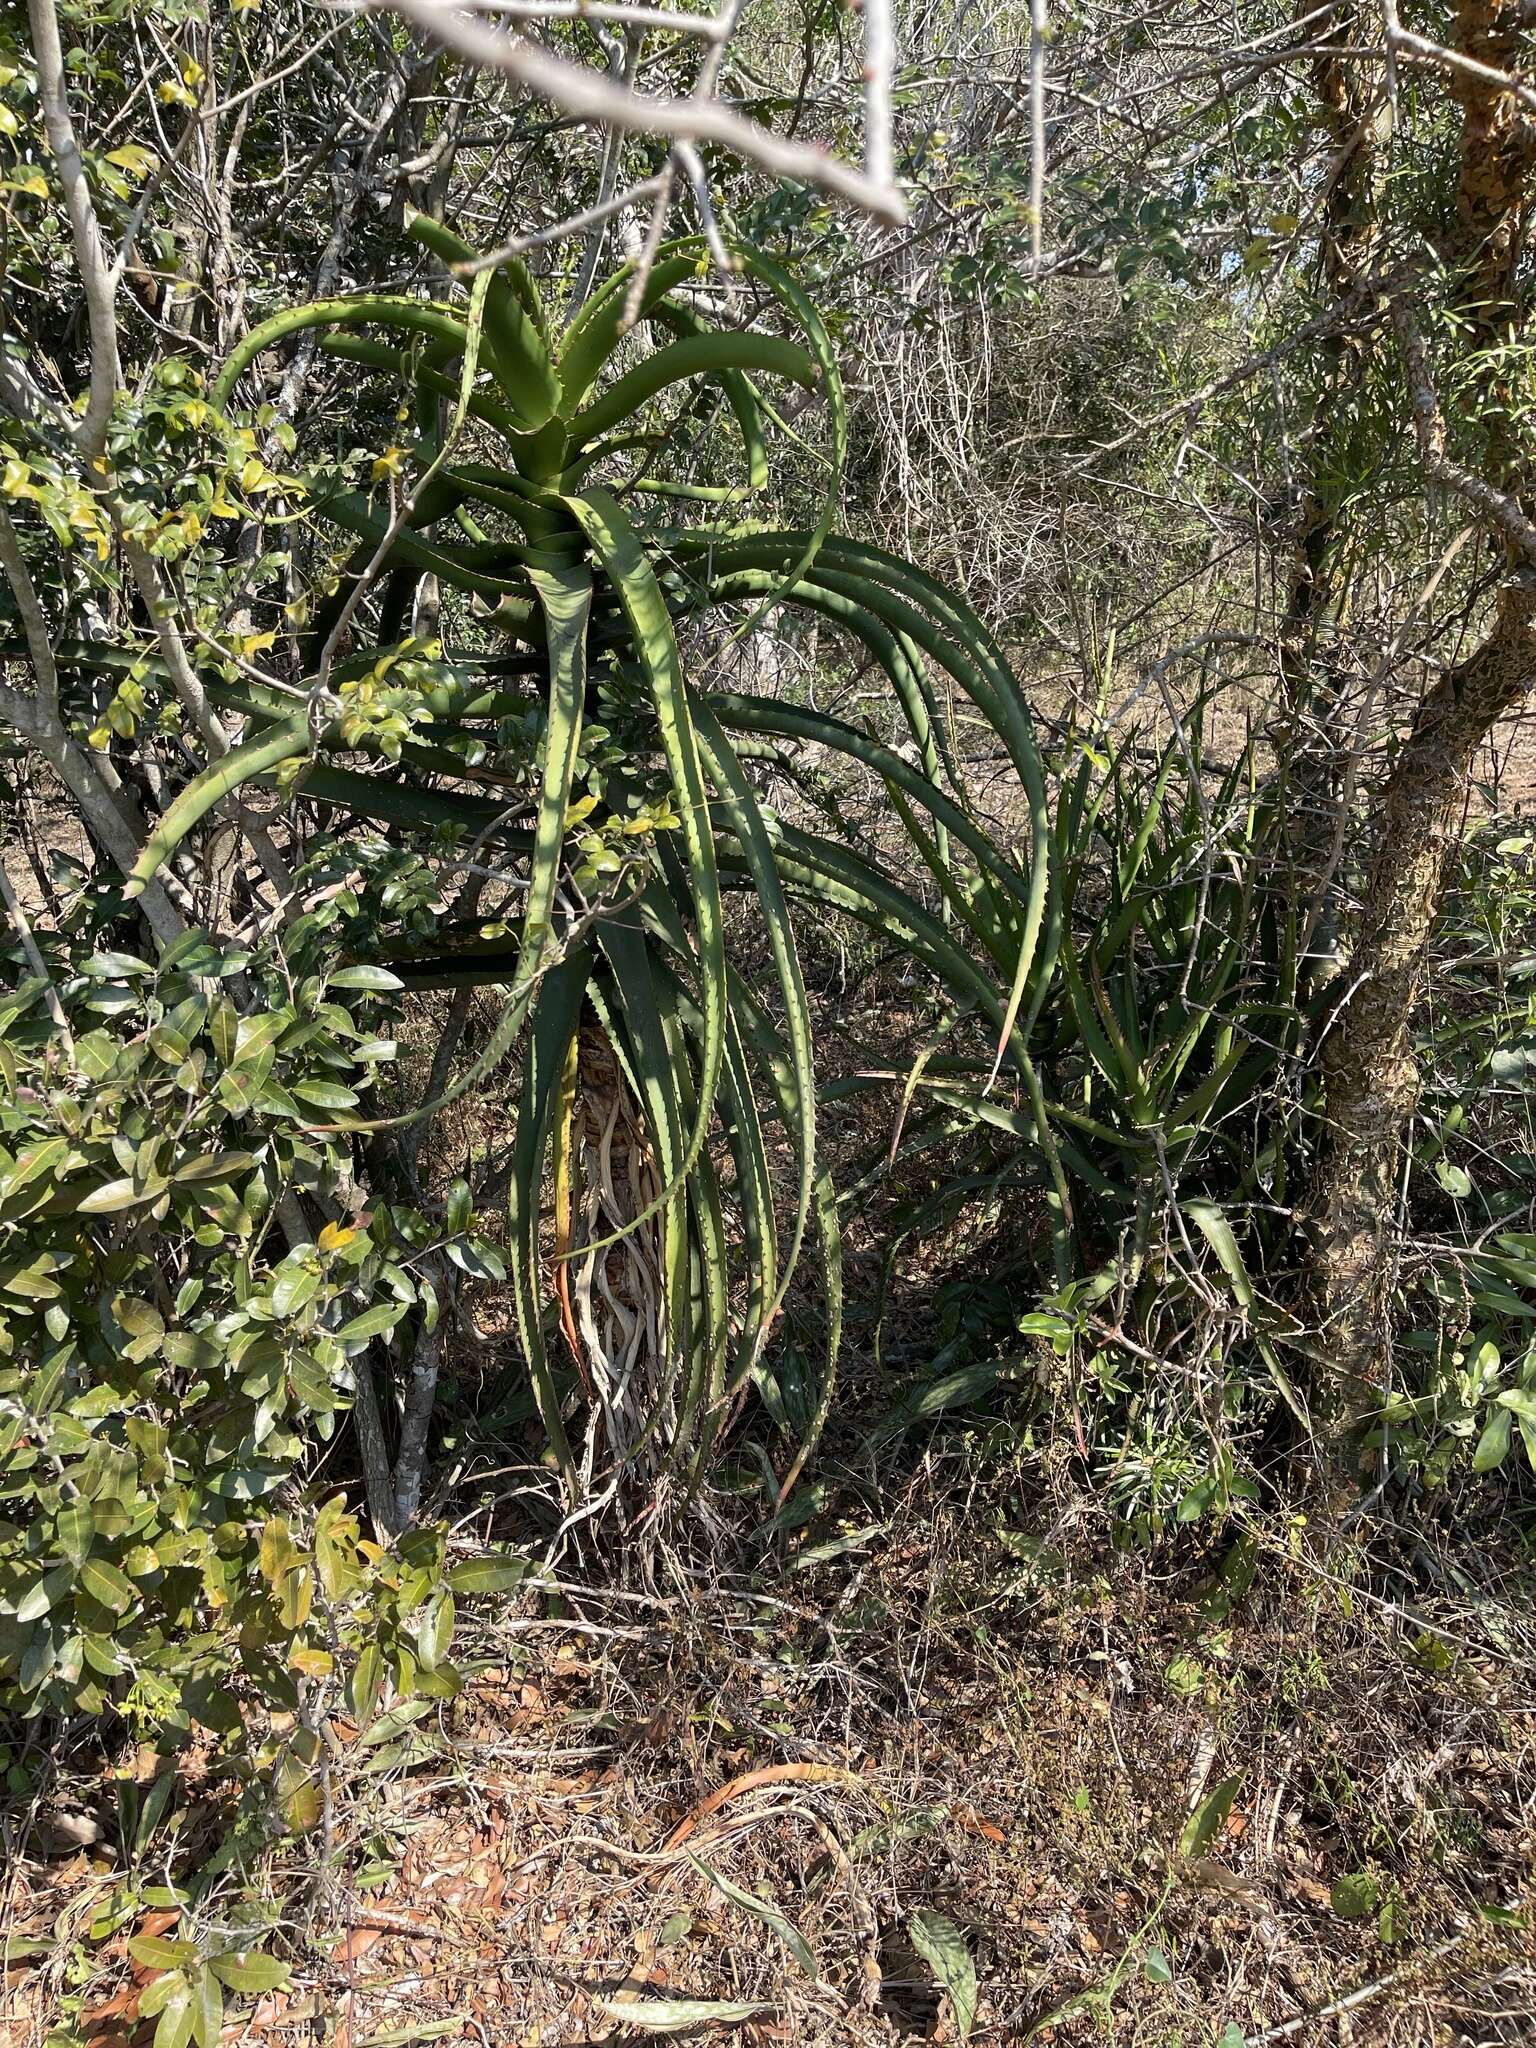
[106,145,157,179]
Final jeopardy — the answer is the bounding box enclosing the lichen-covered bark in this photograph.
[1310,588,1536,1416]
[1279,2,1391,986]
[1304,0,1536,1430]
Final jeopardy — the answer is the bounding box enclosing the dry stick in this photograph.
[1380,0,1400,115]
[26,0,294,908]
[0,862,74,1059]
[805,1811,882,2009]
[1028,0,1047,273]
[673,137,732,273]
[376,0,908,223]
[623,159,681,328]
[1244,1922,1501,2046]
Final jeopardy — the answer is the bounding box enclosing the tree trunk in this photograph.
[1299,0,1536,1440]
[1307,585,1536,1419]
[1279,0,1389,993]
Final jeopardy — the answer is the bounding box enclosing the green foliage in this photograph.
[1391,823,1536,1482]
[54,218,1065,1508]
[859,708,1305,1518]
[0,938,467,1740]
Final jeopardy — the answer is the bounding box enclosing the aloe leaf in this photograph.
[707,687,1026,929]
[557,244,707,411]
[651,300,769,492]
[571,332,817,458]
[517,562,594,977]
[729,970,844,1496]
[315,333,544,454]
[406,212,561,429]
[593,911,692,1428]
[566,488,726,1204]
[507,955,588,1492]
[1184,1199,1255,1307]
[691,702,816,1361]
[125,716,308,900]
[213,296,492,412]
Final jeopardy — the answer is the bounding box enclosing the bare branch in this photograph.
[861,0,895,194]
[26,0,121,459]
[375,0,908,222]
[1388,296,1536,567]
[1029,0,1047,273]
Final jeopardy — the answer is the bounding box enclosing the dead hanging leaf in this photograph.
[1180,1855,1266,1904]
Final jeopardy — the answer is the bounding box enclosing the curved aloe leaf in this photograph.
[125,715,309,901]
[406,211,561,428]
[569,334,818,455]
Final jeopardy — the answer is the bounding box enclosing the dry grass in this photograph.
[6,1444,1532,2048]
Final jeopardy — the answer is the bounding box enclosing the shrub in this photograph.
[0,931,485,1746]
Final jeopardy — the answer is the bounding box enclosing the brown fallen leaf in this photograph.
[953,1806,1007,1845]
[664,1763,868,1851]
[1182,1855,1266,1904]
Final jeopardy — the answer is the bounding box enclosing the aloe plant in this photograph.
[103,219,1065,1504]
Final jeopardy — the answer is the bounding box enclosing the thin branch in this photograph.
[1386,19,1536,119]
[459,171,668,271]
[26,0,121,459]
[1063,295,1385,472]
[620,0,744,324]
[122,544,298,906]
[375,0,908,222]
[0,506,61,730]
[674,137,733,275]
[471,0,728,36]
[1388,296,1536,567]
[0,860,75,1059]
[569,24,641,309]
[1028,0,1047,273]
